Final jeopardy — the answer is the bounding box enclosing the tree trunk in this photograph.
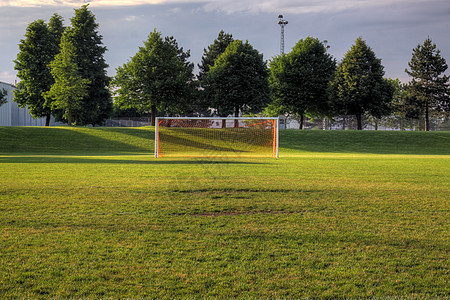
[151,105,156,126]
[356,114,363,130]
[67,109,72,126]
[45,113,51,126]
[425,101,430,131]
[299,115,304,130]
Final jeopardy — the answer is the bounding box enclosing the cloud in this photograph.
[0,0,209,7]
[124,15,138,21]
[203,0,435,15]
[0,71,17,85]
[0,0,433,14]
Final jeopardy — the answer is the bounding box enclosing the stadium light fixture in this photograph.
[278,14,288,54]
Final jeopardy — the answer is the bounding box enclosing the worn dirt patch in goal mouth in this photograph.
[191,210,297,217]
[170,188,314,194]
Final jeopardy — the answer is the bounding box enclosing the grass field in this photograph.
[0,127,449,298]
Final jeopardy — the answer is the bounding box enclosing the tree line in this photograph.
[12,5,450,130]
[14,5,111,126]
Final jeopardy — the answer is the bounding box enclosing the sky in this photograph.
[0,0,449,85]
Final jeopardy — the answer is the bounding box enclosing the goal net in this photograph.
[155,117,279,158]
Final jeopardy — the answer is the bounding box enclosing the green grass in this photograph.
[0,127,449,298]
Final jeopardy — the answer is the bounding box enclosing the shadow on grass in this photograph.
[0,127,154,155]
[3,126,449,156]
[0,156,265,165]
[159,132,245,153]
[280,130,450,155]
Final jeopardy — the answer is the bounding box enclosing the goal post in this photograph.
[155,117,279,158]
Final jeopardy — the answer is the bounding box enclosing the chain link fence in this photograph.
[105,116,450,131]
[280,115,450,131]
[104,117,151,127]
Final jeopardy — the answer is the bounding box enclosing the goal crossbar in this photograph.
[155,117,279,158]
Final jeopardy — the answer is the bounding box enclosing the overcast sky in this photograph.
[0,0,449,85]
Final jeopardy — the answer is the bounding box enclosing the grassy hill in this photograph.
[1,126,449,155]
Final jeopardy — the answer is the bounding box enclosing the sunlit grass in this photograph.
[0,127,449,297]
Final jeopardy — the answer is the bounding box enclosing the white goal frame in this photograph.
[155,117,279,158]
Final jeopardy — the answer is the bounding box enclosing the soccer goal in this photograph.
[155,117,279,158]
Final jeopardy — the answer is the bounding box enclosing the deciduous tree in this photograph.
[45,33,90,126]
[329,37,393,130]
[110,30,194,126]
[198,30,234,80]
[203,40,270,118]
[405,37,449,131]
[268,37,335,129]
[14,14,65,126]
[195,31,234,115]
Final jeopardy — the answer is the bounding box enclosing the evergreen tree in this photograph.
[45,33,90,126]
[268,37,336,129]
[196,31,234,115]
[198,30,234,80]
[13,15,65,126]
[66,5,112,125]
[203,40,270,118]
[110,30,194,126]
[329,37,393,130]
[405,37,449,131]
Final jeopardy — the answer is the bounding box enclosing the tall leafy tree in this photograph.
[384,79,424,130]
[404,37,449,131]
[110,30,194,126]
[13,14,65,126]
[268,37,335,129]
[45,33,90,126]
[329,37,393,130]
[198,30,234,80]
[196,31,234,115]
[66,4,112,125]
[203,40,270,118]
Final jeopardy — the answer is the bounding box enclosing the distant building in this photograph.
[0,81,56,126]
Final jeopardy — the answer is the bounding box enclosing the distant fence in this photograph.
[104,117,151,127]
[281,115,450,131]
[104,116,450,131]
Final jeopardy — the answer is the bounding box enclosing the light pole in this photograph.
[278,15,288,54]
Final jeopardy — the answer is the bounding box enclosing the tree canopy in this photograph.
[203,40,270,117]
[13,14,65,126]
[268,37,335,128]
[12,7,447,130]
[110,30,194,125]
[329,37,393,130]
[44,33,90,126]
[198,30,234,81]
[65,5,112,126]
[404,37,449,131]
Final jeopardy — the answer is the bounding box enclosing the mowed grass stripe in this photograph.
[0,127,449,297]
